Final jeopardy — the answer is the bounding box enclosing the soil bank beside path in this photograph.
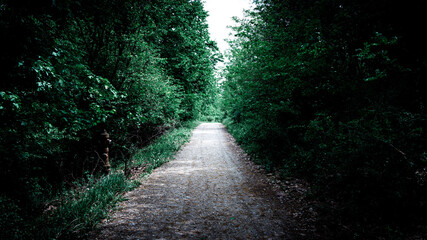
[95,123,297,239]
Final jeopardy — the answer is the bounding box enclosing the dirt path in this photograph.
[95,123,296,239]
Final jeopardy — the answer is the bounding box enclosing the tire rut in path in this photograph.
[96,123,295,239]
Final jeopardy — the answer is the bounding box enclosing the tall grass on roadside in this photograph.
[34,173,132,239]
[11,121,201,240]
[131,121,200,174]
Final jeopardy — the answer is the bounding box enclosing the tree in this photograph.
[0,0,219,238]
[222,0,427,237]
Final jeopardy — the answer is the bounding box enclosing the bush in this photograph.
[32,173,132,239]
[221,0,427,237]
[131,120,199,172]
[0,195,26,240]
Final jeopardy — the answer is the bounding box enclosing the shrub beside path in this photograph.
[94,123,299,239]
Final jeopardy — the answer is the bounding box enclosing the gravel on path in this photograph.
[95,123,296,239]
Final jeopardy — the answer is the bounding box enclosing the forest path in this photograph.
[96,123,295,239]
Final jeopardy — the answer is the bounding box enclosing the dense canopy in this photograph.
[222,0,427,238]
[0,0,219,238]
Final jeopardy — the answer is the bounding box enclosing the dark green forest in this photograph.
[0,0,219,238]
[222,0,427,238]
[1,0,426,239]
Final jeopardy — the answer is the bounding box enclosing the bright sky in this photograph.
[204,0,252,56]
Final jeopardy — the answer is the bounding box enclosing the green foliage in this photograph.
[34,173,132,240]
[0,195,25,240]
[0,120,198,240]
[222,0,427,238]
[1,0,217,238]
[131,120,200,173]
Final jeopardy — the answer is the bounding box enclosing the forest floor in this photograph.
[92,123,320,239]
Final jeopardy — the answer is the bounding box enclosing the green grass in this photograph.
[131,120,200,175]
[33,173,132,239]
[27,120,200,240]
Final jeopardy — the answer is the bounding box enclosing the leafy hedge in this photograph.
[222,0,427,238]
[0,0,218,238]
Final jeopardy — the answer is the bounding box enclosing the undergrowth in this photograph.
[130,120,200,175]
[33,173,133,239]
[1,121,199,240]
